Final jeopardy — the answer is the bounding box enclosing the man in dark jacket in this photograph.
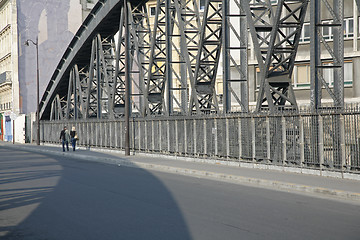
[59,126,70,152]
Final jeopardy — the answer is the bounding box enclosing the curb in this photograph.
[70,145,360,181]
[2,143,360,203]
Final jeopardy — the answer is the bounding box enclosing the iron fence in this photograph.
[40,112,360,173]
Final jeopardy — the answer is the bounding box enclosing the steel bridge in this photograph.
[36,0,360,173]
[39,0,358,121]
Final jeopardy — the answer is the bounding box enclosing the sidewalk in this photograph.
[1,141,359,203]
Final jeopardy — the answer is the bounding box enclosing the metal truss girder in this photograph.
[243,0,273,73]
[223,0,248,113]
[169,0,201,115]
[112,6,127,118]
[86,34,116,119]
[127,2,150,117]
[66,65,88,120]
[50,94,66,121]
[310,0,344,111]
[146,0,175,115]
[190,0,223,114]
[245,0,308,113]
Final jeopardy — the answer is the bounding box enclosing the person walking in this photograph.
[59,126,70,152]
[70,126,78,151]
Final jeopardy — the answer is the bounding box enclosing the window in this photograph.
[199,0,205,11]
[322,18,353,40]
[322,61,352,87]
[287,27,297,43]
[344,61,353,85]
[344,18,354,38]
[299,23,310,43]
[322,20,333,40]
[293,64,310,88]
[149,6,156,16]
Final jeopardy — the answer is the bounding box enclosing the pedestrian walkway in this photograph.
[1,141,359,203]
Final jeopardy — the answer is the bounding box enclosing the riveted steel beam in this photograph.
[65,65,88,119]
[244,0,308,113]
[86,34,116,119]
[223,0,248,113]
[169,0,201,115]
[190,0,223,114]
[310,0,344,111]
[146,0,175,115]
[50,94,66,121]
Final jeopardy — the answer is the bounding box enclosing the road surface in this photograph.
[0,147,359,239]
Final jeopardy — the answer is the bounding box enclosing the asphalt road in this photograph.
[0,147,359,240]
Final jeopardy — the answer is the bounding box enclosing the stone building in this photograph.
[0,0,89,142]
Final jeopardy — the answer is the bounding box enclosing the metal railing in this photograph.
[40,111,360,173]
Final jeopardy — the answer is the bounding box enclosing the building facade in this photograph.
[0,0,19,141]
[0,0,86,142]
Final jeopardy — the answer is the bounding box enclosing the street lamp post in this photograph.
[25,37,40,145]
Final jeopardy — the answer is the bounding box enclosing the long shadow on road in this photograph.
[0,146,192,240]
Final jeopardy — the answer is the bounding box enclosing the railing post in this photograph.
[104,122,107,147]
[184,119,187,155]
[167,120,170,153]
[144,120,148,151]
[318,115,324,171]
[266,116,271,161]
[175,119,179,154]
[251,117,256,161]
[238,118,242,161]
[282,116,287,166]
[138,121,141,150]
[339,114,346,170]
[87,122,89,148]
[151,120,155,151]
[299,116,305,167]
[226,118,230,159]
[203,119,207,156]
[96,122,99,147]
[159,120,162,152]
[120,121,123,149]
[193,119,197,155]
[214,118,218,156]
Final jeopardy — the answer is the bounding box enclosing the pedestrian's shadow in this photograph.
[0,147,192,240]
